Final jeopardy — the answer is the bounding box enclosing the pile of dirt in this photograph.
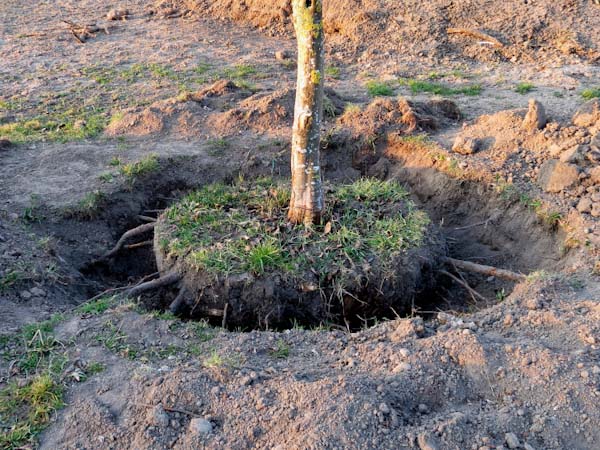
[323,97,462,173]
[105,81,346,139]
[451,98,600,227]
[173,0,600,64]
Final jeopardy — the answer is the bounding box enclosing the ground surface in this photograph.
[1,0,600,449]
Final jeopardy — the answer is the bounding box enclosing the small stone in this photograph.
[417,432,440,450]
[577,197,593,213]
[591,203,600,218]
[20,291,32,300]
[572,98,600,128]
[523,444,536,450]
[560,145,586,164]
[379,403,391,415]
[275,50,290,60]
[29,287,46,297]
[418,403,429,414]
[240,376,253,386]
[589,166,600,184]
[149,404,169,427]
[189,417,213,435]
[505,432,520,449]
[587,150,600,164]
[452,136,481,155]
[581,370,589,379]
[392,362,412,373]
[592,366,600,374]
[399,348,410,358]
[537,159,579,192]
[106,8,129,20]
[0,139,11,151]
[522,99,547,131]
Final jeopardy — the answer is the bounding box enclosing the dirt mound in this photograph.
[176,0,600,63]
[105,80,254,138]
[323,97,462,172]
[452,100,600,221]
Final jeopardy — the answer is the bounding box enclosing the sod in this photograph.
[154,178,445,328]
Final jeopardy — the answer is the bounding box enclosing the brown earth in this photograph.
[1,0,600,449]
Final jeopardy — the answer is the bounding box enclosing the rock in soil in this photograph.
[537,159,579,192]
[452,136,481,155]
[573,98,600,128]
[522,99,547,131]
[189,418,213,435]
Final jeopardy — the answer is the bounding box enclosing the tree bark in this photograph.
[288,0,325,225]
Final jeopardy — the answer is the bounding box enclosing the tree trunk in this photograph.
[288,0,325,225]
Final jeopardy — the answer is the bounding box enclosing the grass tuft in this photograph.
[366,81,394,97]
[120,154,159,180]
[402,78,482,96]
[581,88,600,100]
[515,82,535,94]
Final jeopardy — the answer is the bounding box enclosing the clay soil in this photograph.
[1,0,600,449]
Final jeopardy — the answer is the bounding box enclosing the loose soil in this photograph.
[1,0,600,449]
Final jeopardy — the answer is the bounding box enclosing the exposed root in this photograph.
[62,20,108,43]
[168,288,188,314]
[84,272,160,303]
[124,240,153,250]
[127,272,181,297]
[447,27,504,48]
[442,257,526,282]
[440,269,487,302]
[93,222,156,264]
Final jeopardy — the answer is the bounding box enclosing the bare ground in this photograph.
[1,0,600,449]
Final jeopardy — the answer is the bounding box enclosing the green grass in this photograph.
[366,81,394,97]
[76,296,115,315]
[203,350,224,368]
[0,374,64,449]
[222,64,257,80]
[73,190,106,219]
[120,154,159,180]
[270,339,290,358]
[515,82,535,94]
[161,178,431,296]
[325,66,341,79]
[206,137,230,155]
[0,110,107,144]
[581,88,600,100]
[402,79,482,96]
[0,314,70,448]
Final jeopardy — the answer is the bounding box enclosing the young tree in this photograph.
[288,0,325,225]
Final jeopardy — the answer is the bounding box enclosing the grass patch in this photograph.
[0,374,64,449]
[402,79,482,96]
[160,178,432,299]
[222,64,257,80]
[0,110,107,144]
[0,315,69,448]
[73,190,106,219]
[120,154,159,180]
[325,66,341,79]
[581,88,600,100]
[366,81,394,97]
[270,339,290,358]
[77,296,115,315]
[515,82,535,94]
